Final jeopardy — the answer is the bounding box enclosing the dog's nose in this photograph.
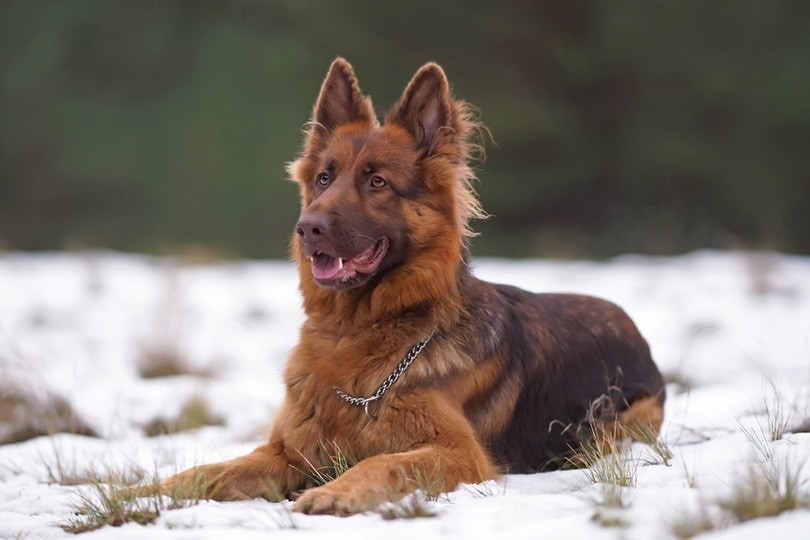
[296,213,331,242]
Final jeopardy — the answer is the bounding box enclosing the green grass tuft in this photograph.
[377,493,438,520]
[292,440,356,487]
[719,458,809,523]
[569,434,637,509]
[592,506,630,529]
[63,470,200,534]
[669,504,727,539]
[670,455,809,538]
[144,393,224,436]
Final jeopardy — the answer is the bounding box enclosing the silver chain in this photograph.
[333,333,434,419]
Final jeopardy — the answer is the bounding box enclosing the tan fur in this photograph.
[145,58,666,516]
[617,395,665,438]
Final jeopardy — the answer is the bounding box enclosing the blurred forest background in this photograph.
[1,0,808,259]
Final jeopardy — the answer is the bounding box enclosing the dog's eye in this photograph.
[316,173,330,186]
[370,176,387,188]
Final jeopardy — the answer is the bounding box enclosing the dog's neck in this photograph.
[295,244,470,336]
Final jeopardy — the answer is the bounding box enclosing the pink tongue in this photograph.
[311,254,344,280]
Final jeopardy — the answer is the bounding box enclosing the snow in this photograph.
[1,250,809,539]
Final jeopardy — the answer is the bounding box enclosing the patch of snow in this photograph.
[0,250,809,538]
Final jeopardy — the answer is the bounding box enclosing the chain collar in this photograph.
[333,333,434,419]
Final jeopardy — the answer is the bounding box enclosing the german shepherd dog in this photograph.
[148,58,665,515]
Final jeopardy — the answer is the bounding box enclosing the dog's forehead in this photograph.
[321,124,419,172]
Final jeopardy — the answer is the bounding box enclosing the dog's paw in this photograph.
[293,485,378,516]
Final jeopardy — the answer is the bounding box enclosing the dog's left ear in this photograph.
[387,63,454,155]
[307,58,376,151]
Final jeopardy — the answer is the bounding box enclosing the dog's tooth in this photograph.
[337,258,345,270]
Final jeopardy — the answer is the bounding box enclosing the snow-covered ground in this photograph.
[0,250,809,539]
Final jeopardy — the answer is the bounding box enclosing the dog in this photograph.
[148,58,666,515]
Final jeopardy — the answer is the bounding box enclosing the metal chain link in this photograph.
[333,333,434,419]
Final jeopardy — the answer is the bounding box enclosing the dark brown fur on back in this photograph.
[146,58,666,515]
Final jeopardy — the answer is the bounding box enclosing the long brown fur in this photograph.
[146,58,666,516]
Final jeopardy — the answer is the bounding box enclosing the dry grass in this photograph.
[292,440,356,487]
[410,463,447,501]
[0,384,97,445]
[63,467,203,534]
[40,444,113,487]
[681,459,699,489]
[7,439,207,534]
[719,458,809,523]
[267,502,299,529]
[144,393,224,437]
[739,378,803,460]
[137,345,193,379]
[738,418,774,461]
[0,437,103,487]
[669,503,728,539]
[626,423,673,466]
[591,506,630,529]
[562,390,682,527]
[670,456,809,538]
[137,340,217,380]
[377,461,446,519]
[567,422,638,510]
[672,378,810,537]
[377,492,438,520]
[761,379,794,442]
[64,473,158,533]
[461,478,508,498]
[584,450,637,509]
[136,268,215,380]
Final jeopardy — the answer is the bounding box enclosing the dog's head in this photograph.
[288,58,486,310]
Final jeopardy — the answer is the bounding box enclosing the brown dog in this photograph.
[150,58,665,515]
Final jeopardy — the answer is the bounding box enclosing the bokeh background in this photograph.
[2,0,808,259]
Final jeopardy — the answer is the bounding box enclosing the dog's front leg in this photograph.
[293,430,497,515]
[147,440,303,502]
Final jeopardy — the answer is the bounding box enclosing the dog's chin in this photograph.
[307,238,390,291]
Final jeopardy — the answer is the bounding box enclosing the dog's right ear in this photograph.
[307,58,376,148]
[386,63,454,156]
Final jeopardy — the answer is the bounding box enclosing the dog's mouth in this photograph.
[308,237,390,286]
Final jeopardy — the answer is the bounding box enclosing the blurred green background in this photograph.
[2,0,808,259]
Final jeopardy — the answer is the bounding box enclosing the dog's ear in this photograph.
[387,63,454,155]
[310,58,376,140]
